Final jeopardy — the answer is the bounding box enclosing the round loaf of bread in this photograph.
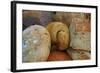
[22,25,51,62]
[46,22,69,50]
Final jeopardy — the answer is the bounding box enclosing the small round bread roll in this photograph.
[22,25,51,62]
[46,22,69,50]
[47,51,72,61]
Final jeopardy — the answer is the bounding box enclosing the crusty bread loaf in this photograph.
[67,48,90,60]
[22,25,51,62]
[69,13,91,51]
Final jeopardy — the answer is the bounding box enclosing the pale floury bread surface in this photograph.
[22,25,51,62]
